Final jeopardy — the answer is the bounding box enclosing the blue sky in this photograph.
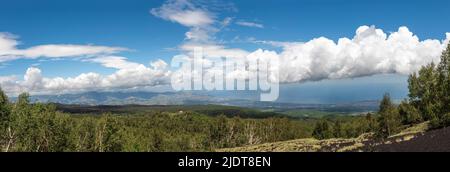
[0,0,449,102]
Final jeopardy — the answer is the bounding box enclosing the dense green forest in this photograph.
[0,43,449,152]
[54,104,291,119]
[0,92,315,152]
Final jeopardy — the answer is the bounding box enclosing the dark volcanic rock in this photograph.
[372,127,450,152]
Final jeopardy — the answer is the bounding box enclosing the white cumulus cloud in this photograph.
[150,0,214,28]
[151,0,217,42]
[276,26,449,83]
[1,58,171,95]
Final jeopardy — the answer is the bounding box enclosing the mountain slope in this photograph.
[369,126,450,152]
[218,122,450,152]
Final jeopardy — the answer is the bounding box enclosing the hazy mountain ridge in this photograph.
[10,91,381,114]
[17,91,214,106]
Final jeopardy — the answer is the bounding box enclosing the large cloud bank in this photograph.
[277,26,450,83]
[0,57,170,95]
[0,32,170,95]
[1,26,449,95]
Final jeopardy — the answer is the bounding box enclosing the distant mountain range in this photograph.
[11,91,381,113]
[19,91,223,106]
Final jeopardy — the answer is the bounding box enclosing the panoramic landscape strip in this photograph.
[0,0,449,155]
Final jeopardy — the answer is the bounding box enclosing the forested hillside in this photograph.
[0,92,316,152]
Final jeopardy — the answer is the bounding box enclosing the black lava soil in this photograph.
[370,127,450,152]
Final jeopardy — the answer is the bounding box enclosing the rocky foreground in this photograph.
[218,122,450,152]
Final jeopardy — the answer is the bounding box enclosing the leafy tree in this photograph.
[398,100,422,125]
[208,115,229,147]
[408,63,440,120]
[95,114,122,152]
[151,130,165,152]
[377,93,401,137]
[365,112,377,132]
[17,93,30,108]
[441,113,450,127]
[408,43,450,128]
[0,87,9,123]
[437,43,450,116]
[0,87,12,151]
[0,87,10,127]
[312,120,333,140]
[332,120,343,138]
